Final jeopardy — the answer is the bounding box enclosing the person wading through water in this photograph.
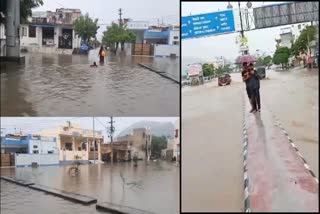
[98,45,106,64]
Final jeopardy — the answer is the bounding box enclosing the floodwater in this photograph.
[0,49,179,116]
[182,78,244,212]
[182,66,318,211]
[0,161,179,214]
[1,180,105,214]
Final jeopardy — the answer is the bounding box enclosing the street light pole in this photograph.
[239,2,244,38]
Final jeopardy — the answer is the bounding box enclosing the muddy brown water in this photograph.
[0,161,179,214]
[0,50,179,116]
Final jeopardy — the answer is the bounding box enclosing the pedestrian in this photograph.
[98,45,106,63]
[307,55,313,69]
[248,62,261,112]
[241,62,255,112]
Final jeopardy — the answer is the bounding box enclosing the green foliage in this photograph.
[273,47,290,69]
[102,23,136,53]
[73,13,99,43]
[263,55,272,66]
[18,0,44,23]
[215,64,231,76]
[290,25,316,57]
[151,135,167,158]
[202,63,214,77]
[256,55,272,67]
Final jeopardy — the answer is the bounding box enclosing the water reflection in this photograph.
[0,161,179,214]
[1,50,179,116]
[1,180,105,214]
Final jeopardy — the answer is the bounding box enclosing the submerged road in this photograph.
[182,66,318,212]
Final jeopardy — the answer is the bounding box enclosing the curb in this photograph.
[0,176,34,186]
[242,92,251,212]
[268,107,319,184]
[137,63,180,84]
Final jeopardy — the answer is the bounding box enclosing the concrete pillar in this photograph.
[86,138,89,160]
[98,139,101,161]
[5,0,20,57]
[72,137,76,160]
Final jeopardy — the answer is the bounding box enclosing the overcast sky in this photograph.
[182,1,299,62]
[0,117,178,141]
[33,0,179,40]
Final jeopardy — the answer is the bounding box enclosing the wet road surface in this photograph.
[260,67,318,178]
[1,180,105,214]
[182,66,318,211]
[182,80,244,212]
[245,98,318,212]
[0,161,179,214]
[0,50,179,116]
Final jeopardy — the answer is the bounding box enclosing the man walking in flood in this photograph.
[98,45,106,64]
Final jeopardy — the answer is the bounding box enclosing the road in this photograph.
[181,66,318,212]
[0,50,179,116]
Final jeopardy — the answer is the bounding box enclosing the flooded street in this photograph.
[1,180,105,214]
[182,67,318,211]
[0,49,179,116]
[1,161,179,214]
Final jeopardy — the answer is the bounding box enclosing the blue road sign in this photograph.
[182,10,236,39]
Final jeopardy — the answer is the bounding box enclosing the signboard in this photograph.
[253,2,319,29]
[187,64,202,76]
[182,10,236,39]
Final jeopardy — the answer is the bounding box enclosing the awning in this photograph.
[144,30,169,39]
[31,24,55,28]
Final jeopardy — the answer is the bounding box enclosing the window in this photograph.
[173,36,179,40]
[78,147,81,151]
[65,143,72,151]
[21,27,27,36]
[48,150,54,154]
[33,150,39,154]
[173,41,180,45]
[175,129,179,138]
[33,145,38,149]
[28,25,36,38]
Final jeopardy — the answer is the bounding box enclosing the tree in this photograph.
[273,47,290,69]
[102,23,136,53]
[202,63,214,77]
[290,25,316,57]
[73,13,99,44]
[263,55,272,68]
[151,135,167,158]
[1,0,44,24]
[215,64,231,76]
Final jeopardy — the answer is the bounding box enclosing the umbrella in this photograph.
[235,55,257,64]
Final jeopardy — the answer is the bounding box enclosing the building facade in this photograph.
[20,9,82,54]
[37,121,103,163]
[0,133,59,167]
[116,128,152,160]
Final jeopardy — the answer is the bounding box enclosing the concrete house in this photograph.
[20,8,82,54]
[37,121,103,163]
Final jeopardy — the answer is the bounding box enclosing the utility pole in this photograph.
[93,117,95,164]
[118,8,123,27]
[108,117,115,164]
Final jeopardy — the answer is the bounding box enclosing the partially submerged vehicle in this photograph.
[218,73,231,86]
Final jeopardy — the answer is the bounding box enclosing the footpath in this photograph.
[242,94,318,212]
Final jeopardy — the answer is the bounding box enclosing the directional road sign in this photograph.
[182,10,236,39]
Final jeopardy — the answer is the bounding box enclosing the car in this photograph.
[256,66,266,79]
[79,44,93,54]
[218,73,231,86]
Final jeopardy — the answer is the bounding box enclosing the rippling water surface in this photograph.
[0,50,179,116]
[1,161,179,214]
